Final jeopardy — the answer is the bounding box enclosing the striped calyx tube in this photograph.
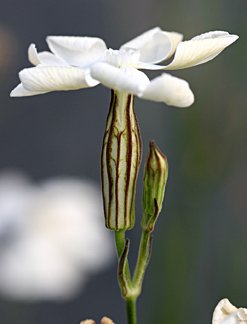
[101,90,142,230]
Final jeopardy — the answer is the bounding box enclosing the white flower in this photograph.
[0,171,114,300]
[11,27,238,107]
[80,317,115,324]
[212,298,247,324]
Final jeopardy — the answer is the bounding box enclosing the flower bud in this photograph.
[101,90,142,230]
[142,141,168,231]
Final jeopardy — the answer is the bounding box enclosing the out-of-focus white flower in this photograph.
[212,298,247,324]
[0,171,114,300]
[11,27,238,108]
[80,317,115,324]
[0,171,35,238]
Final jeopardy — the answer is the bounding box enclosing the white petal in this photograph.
[140,73,194,107]
[164,31,239,70]
[163,31,183,59]
[212,299,238,324]
[28,44,40,65]
[37,52,69,66]
[121,27,160,49]
[28,44,68,67]
[18,66,99,94]
[10,84,48,97]
[46,36,107,67]
[136,62,165,70]
[90,62,149,95]
[121,27,179,64]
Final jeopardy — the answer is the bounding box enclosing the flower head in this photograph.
[213,298,247,324]
[11,27,238,107]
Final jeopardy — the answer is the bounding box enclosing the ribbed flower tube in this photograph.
[101,90,142,230]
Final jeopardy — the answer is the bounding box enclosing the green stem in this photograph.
[126,297,137,324]
[114,228,152,324]
[133,229,151,289]
[115,230,126,257]
[115,231,138,324]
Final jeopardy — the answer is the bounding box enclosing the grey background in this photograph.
[0,0,246,323]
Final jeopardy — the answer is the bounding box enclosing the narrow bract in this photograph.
[101,91,142,230]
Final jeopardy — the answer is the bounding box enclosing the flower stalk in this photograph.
[111,140,168,324]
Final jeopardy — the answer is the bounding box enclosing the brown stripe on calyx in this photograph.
[124,94,133,227]
[101,90,116,228]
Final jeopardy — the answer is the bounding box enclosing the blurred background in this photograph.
[0,0,246,323]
